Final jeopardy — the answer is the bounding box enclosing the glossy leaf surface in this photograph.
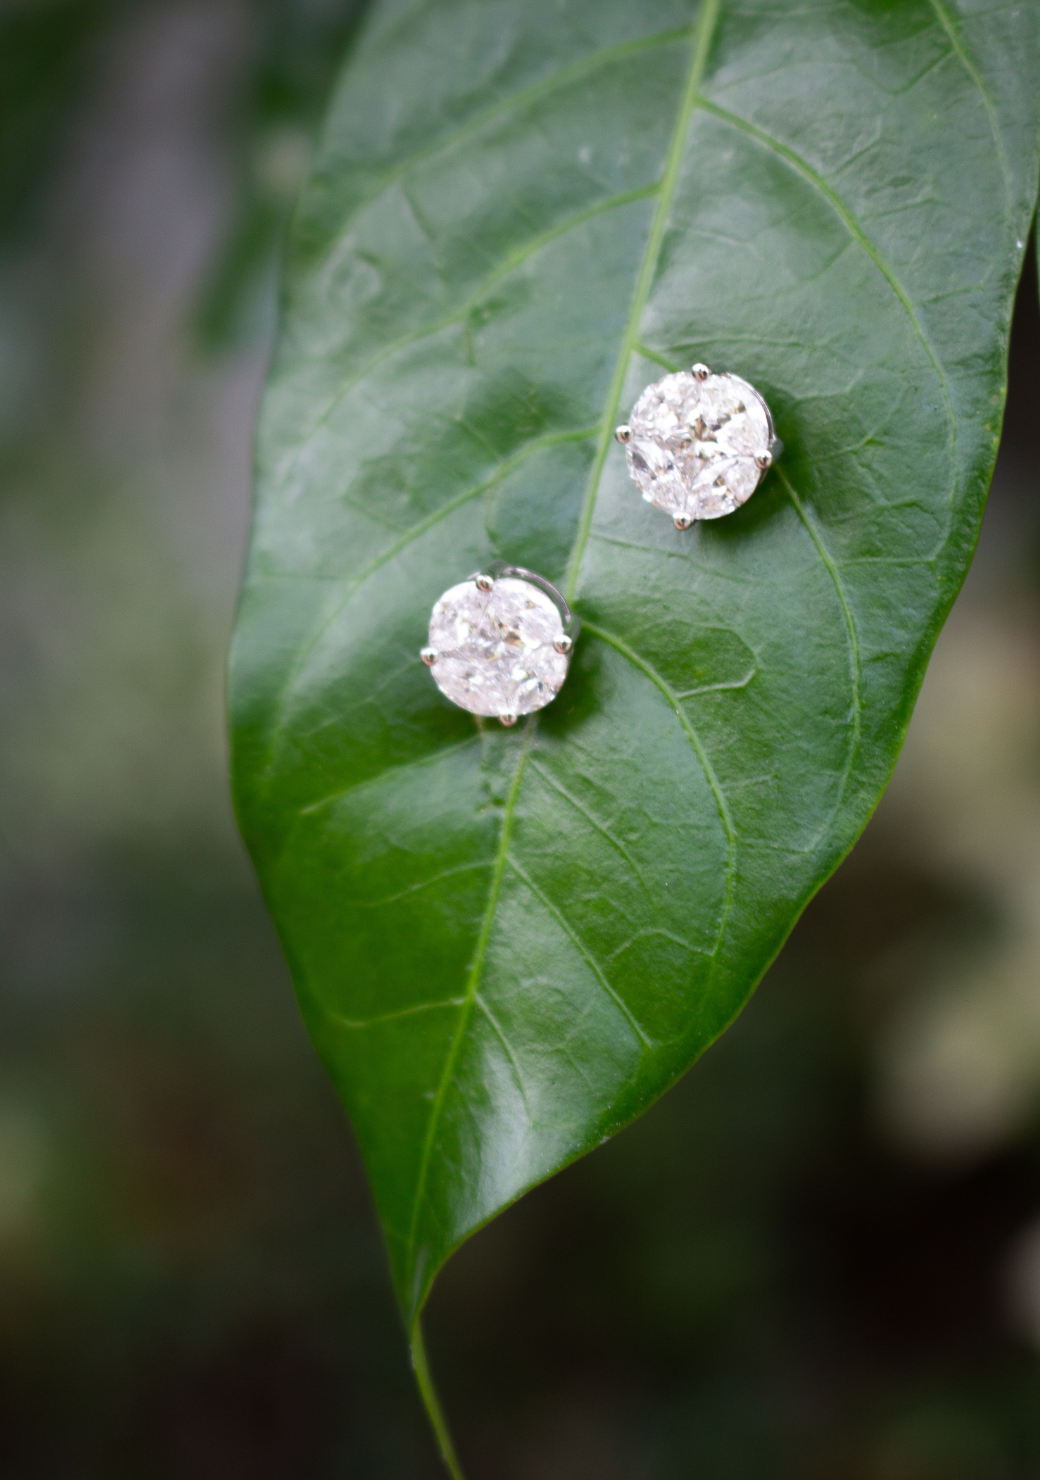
[230,0,1040,1334]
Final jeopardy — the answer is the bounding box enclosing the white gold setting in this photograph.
[617,364,782,527]
[422,563,577,725]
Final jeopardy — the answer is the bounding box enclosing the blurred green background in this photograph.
[2,3,1040,1476]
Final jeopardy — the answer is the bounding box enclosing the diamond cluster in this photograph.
[425,576,569,720]
[620,367,775,524]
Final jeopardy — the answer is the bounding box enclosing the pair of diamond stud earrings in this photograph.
[421,363,782,726]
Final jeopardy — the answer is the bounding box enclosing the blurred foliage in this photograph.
[0,2,1039,1477]
[0,0,134,239]
[196,0,371,346]
[0,0,368,341]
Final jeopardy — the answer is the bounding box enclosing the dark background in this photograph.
[2,4,1039,1476]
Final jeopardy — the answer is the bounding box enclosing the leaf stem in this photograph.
[411,1321,466,1480]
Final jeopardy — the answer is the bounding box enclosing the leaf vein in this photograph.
[579,618,737,963]
[335,998,467,1031]
[776,467,862,847]
[475,994,535,1121]
[298,737,481,817]
[634,342,682,373]
[339,860,493,908]
[926,0,1013,202]
[504,851,653,1050]
[527,756,653,904]
[315,25,694,252]
[304,183,662,442]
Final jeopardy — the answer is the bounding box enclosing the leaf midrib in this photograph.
[400,0,724,1314]
[402,722,533,1297]
[563,0,722,602]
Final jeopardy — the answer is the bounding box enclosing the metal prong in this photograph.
[420,647,436,666]
[692,362,710,381]
[755,451,772,471]
[554,634,573,655]
[499,713,518,727]
[475,573,494,592]
[615,424,631,444]
[674,515,694,530]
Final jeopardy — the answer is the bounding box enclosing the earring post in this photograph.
[481,561,574,627]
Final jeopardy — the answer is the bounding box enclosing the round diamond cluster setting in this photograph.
[617,365,778,526]
[423,575,570,722]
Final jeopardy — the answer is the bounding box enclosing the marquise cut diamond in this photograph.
[427,576,569,719]
[623,368,775,521]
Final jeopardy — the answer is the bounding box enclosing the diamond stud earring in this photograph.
[421,562,578,726]
[616,362,782,529]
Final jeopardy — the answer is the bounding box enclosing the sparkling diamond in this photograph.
[426,576,570,719]
[623,368,775,522]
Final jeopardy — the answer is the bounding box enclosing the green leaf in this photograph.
[230,0,1040,1456]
